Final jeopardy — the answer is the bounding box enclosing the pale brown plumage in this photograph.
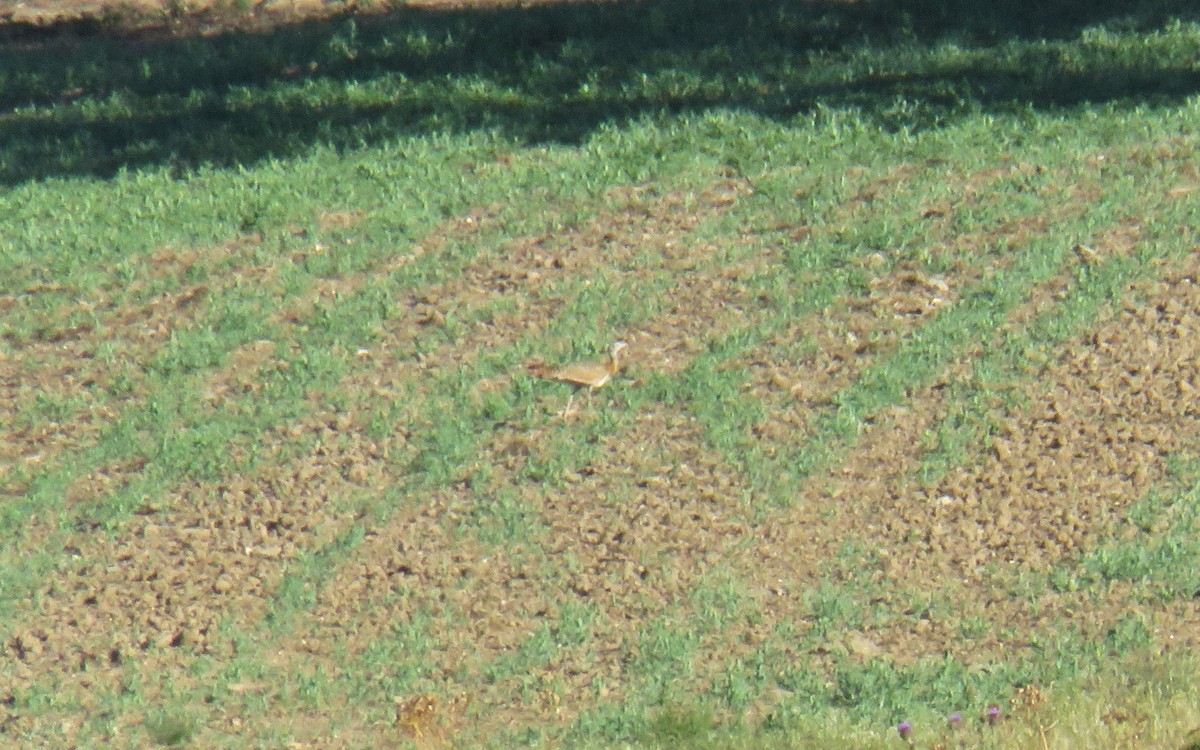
[531,341,628,412]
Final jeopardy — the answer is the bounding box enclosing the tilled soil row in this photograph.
[2,203,407,499]
[745,181,1079,446]
[46,206,494,523]
[4,0,581,33]
[254,405,755,746]
[732,252,1200,679]
[2,413,394,714]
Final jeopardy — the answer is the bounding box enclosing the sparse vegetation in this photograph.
[2,0,1200,748]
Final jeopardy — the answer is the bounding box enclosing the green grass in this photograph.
[5,0,1200,748]
[1076,462,1200,602]
[644,648,1200,750]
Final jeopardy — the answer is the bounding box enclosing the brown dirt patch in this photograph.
[735,252,1200,673]
[0,409,396,743]
[1,0,577,39]
[3,0,373,33]
[525,410,756,722]
[248,404,756,745]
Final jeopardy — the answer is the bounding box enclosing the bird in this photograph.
[530,341,628,414]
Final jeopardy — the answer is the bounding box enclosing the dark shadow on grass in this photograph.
[1,0,1199,185]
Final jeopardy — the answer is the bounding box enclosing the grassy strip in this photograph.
[1074,458,1200,601]
[3,2,1198,186]
[563,646,1200,750]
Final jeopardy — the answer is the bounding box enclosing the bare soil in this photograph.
[1,0,560,37]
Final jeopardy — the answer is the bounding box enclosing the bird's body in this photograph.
[531,341,627,413]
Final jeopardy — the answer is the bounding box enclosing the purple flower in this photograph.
[947,712,963,729]
[897,721,913,742]
[986,705,1002,726]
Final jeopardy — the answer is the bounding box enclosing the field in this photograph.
[3,0,1200,747]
